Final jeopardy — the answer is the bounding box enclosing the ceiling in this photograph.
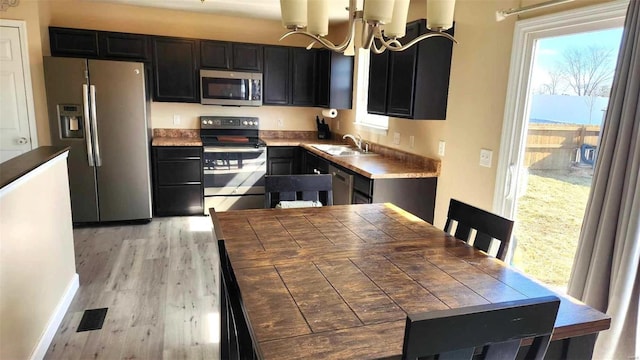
[90,0,352,22]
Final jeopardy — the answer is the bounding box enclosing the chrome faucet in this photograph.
[343,134,363,150]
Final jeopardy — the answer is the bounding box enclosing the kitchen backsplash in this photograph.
[150,102,338,131]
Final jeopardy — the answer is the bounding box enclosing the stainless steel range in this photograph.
[200,116,266,212]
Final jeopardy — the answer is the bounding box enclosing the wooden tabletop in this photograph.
[210,203,610,360]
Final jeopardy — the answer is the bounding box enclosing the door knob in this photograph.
[17,137,28,145]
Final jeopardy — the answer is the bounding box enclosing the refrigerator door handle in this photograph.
[82,84,95,167]
[90,85,102,167]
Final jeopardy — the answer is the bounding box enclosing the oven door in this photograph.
[203,146,266,211]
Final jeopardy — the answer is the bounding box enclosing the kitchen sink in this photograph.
[310,144,378,157]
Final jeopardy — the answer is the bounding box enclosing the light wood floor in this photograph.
[45,216,220,360]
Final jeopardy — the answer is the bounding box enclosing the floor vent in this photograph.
[77,308,108,332]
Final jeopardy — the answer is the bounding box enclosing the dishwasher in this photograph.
[329,165,354,205]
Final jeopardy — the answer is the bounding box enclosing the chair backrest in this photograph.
[402,296,561,360]
[264,174,333,208]
[444,198,514,260]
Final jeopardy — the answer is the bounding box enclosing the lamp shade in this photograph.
[426,0,455,30]
[281,0,307,29]
[384,0,410,38]
[363,0,395,24]
[307,0,329,36]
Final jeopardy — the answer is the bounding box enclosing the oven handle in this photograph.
[204,147,265,153]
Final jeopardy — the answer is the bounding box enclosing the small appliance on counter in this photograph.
[316,116,331,140]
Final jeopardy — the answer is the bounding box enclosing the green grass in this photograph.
[511,169,593,290]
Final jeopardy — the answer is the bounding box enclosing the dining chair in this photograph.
[402,295,561,360]
[264,174,333,208]
[444,198,514,260]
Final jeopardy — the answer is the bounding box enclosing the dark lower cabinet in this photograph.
[151,37,199,102]
[219,240,259,360]
[153,146,203,216]
[267,147,300,175]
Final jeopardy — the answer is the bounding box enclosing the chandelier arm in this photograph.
[279,31,349,52]
[370,38,386,54]
[387,32,458,52]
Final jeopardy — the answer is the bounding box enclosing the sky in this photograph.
[530,27,624,94]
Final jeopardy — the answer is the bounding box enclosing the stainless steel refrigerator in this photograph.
[44,57,152,223]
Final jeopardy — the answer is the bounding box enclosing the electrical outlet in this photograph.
[409,136,415,148]
[438,141,446,156]
[480,148,493,167]
[173,114,181,125]
[393,132,400,145]
[277,119,284,128]
[336,120,340,130]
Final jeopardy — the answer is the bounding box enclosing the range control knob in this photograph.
[254,121,259,126]
[208,120,213,125]
[243,121,248,126]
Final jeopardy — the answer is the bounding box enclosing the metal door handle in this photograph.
[82,84,95,166]
[17,137,28,145]
[90,85,102,167]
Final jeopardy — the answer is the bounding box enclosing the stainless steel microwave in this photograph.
[200,69,262,106]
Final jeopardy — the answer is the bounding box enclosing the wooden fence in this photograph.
[524,124,600,170]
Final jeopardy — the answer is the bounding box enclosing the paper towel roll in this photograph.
[321,108,338,118]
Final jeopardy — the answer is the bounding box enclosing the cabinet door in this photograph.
[232,43,262,71]
[263,46,290,105]
[328,52,354,109]
[267,147,299,175]
[98,32,150,61]
[152,37,199,102]
[315,50,331,107]
[201,40,231,69]
[367,51,389,115]
[49,27,99,58]
[291,48,316,106]
[386,22,421,118]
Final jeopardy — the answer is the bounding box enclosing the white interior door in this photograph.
[0,20,37,163]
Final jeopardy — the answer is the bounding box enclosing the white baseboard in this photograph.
[30,273,79,360]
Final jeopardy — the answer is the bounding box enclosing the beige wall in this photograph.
[2,0,615,224]
[0,153,77,359]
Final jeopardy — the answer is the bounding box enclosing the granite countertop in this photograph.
[151,129,202,146]
[261,136,440,179]
[150,129,440,179]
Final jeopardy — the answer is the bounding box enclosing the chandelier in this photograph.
[279,0,457,54]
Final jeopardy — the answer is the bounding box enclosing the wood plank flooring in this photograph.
[45,216,220,360]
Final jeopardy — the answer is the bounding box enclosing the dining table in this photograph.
[210,203,610,360]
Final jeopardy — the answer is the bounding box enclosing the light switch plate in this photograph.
[173,114,181,125]
[409,136,415,148]
[438,141,446,156]
[480,149,493,167]
[393,132,400,145]
[277,119,284,128]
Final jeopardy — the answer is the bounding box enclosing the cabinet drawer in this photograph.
[353,174,372,195]
[156,160,201,185]
[268,146,297,158]
[155,185,203,216]
[155,147,201,160]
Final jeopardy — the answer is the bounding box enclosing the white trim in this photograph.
[29,273,79,360]
[0,151,69,198]
[493,0,628,216]
[0,19,39,149]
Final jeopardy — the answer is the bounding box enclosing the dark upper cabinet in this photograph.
[201,41,262,71]
[152,37,199,103]
[50,27,150,61]
[291,48,316,106]
[316,50,354,109]
[200,40,231,69]
[367,51,389,115]
[263,46,291,105]
[98,32,150,61]
[50,27,99,58]
[232,43,262,71]
[367,19,454,120]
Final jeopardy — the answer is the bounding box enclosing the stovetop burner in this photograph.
[200,116,263,147]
